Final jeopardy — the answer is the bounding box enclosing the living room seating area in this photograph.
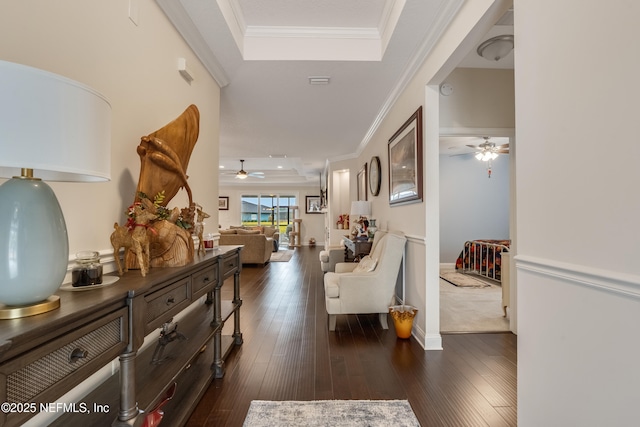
[219,225,279,265]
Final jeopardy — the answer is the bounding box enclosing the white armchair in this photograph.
[319,245,344,273]
[324,231,406,331]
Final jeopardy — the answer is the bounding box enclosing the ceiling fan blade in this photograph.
[465,144,479,149]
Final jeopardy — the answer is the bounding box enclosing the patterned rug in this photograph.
[270,250,294,262]
[243,400,420,426]
[440,271,491,288]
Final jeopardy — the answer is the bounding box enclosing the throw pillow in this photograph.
[263,226,277,237]
[219,229,237,235]
[353,255,377,273]
[237,229,260,235]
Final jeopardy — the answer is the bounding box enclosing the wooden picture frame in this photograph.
[218,196,229,210]
[388,106,423,206]
[357,163,368,201]
[305,196,322,213]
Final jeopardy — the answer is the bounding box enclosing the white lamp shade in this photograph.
[350,201,371,218]
[0,60,111,181]
[0,61,111,312]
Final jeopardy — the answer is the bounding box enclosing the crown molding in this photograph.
[356,0,465,156]
[245,26,379,40]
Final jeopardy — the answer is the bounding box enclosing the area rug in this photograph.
[243,400,420,427]
[270,250,294,262]
[440,271,491,288]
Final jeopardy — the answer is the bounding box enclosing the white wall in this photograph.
[515,1,640,425]
[439,153,509,262]
[0,0,221,267]
[336,0,509,349]
[219,185,325,246]
[440,68,515,129]
[0,3,221,424]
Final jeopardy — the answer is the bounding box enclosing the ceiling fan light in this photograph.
[237,173,248,179]
[475,152,483,160]
[490,152,499,160]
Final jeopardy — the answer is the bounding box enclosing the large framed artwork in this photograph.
[357,163,368,201]
[388,106,423,206]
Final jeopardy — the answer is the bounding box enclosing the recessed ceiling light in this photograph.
[277,165,283,169]
[219,165,225,168]
[308,76,330,85]
[269,154,287,158]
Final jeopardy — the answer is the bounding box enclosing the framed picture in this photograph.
[357,163,368,201]
[218,196,229,210]
[305,196,322,213]
[388,106,423,206]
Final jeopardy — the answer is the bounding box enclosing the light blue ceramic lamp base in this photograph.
[0,177,68,316]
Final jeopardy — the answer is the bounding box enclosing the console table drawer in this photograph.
[0,308,127,425]
[145,277,191,331]
[192,264,218,299]
[221,252,240,279]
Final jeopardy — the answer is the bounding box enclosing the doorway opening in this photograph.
[240,194,297,248]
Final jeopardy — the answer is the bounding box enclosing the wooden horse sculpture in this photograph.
[194,205,210,255]
[111,205,158,277]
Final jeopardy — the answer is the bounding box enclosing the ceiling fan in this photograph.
[467,137,509,161]
[227,159,264,179]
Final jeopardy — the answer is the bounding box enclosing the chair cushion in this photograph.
[353,255,377,273]
[324,273,340,298]
[219,229,237,234]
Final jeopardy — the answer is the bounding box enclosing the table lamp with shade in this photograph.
[0,60,111,319]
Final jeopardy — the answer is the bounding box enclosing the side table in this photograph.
[342,236,372,262]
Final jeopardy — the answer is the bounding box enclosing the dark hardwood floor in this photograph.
[187,246,517,426]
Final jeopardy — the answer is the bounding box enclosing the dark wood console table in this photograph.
[0,245,242,427]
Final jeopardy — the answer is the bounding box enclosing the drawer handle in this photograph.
[69,348,88,363]
[166,296,175,305]
[202,276,210,283]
